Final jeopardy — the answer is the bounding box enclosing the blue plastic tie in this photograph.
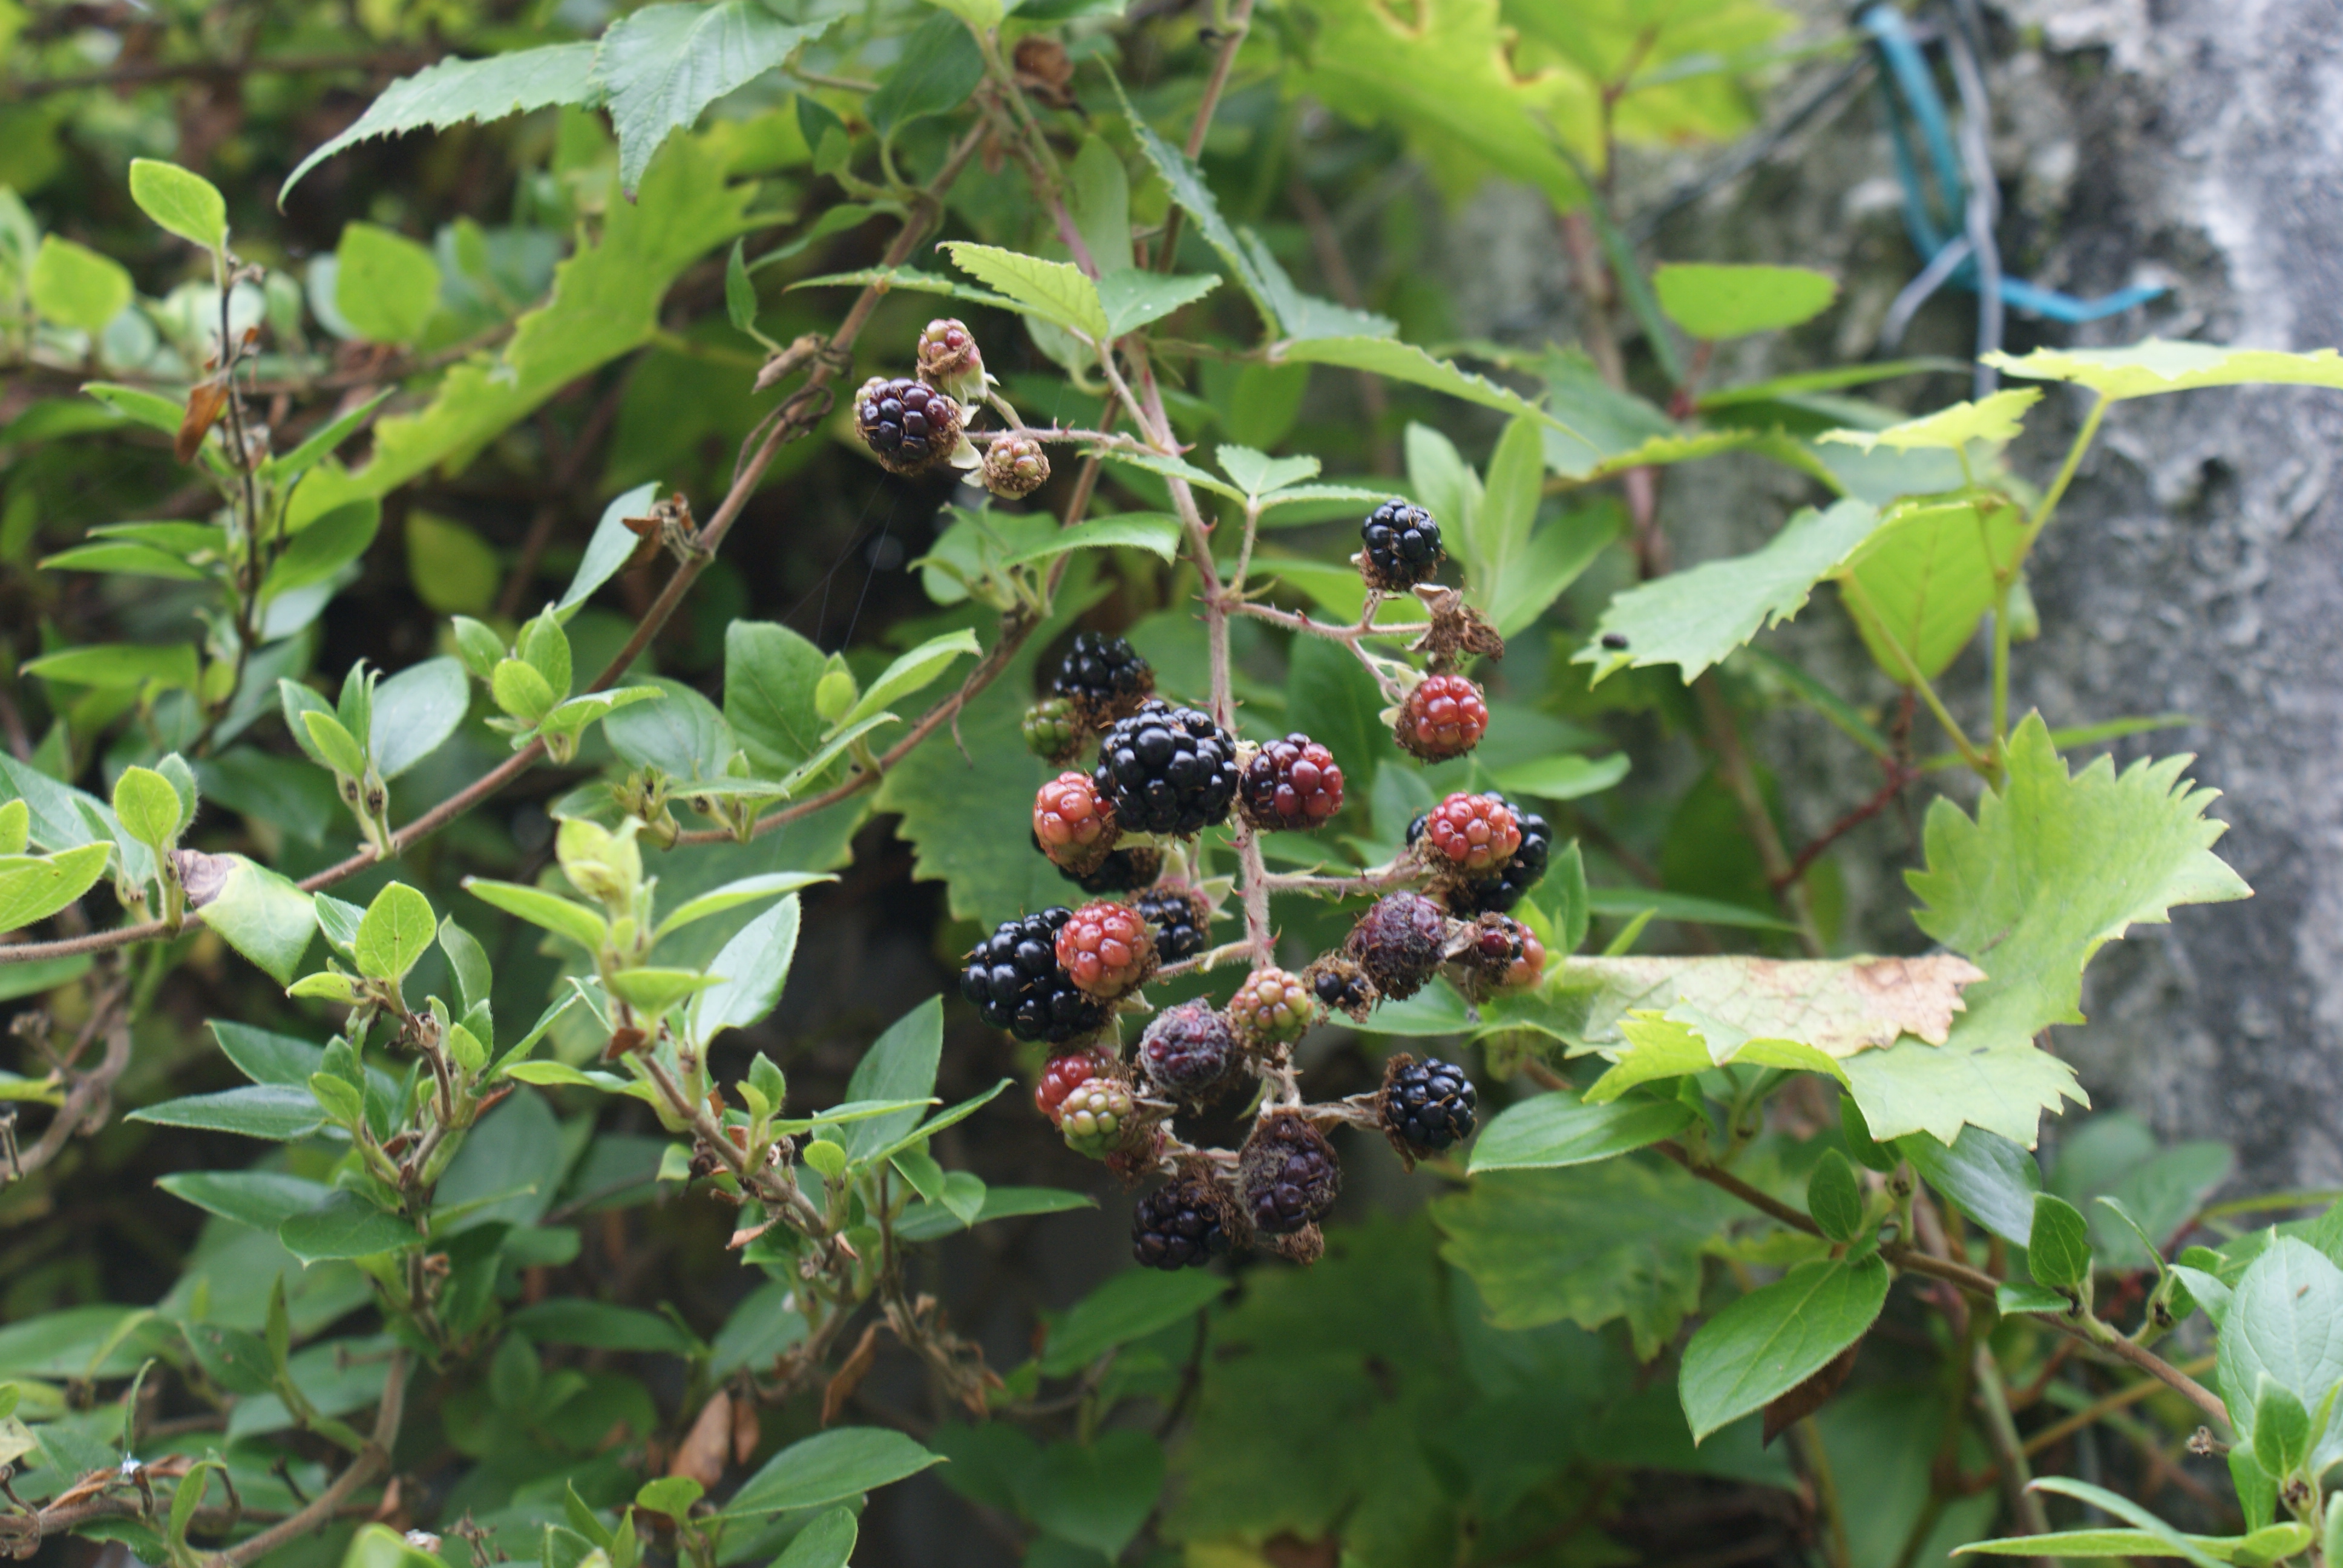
[1858,4,2164,325]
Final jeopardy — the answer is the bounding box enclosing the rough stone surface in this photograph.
[1438,3,2343,1183]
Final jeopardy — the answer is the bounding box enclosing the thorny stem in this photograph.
[1649,1138,2232,1429]
[1230,599,1430,642]
[1153,0,1258,269]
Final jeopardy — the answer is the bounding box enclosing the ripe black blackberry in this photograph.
[1357,499,1444,590]
[1381,1056,1478,1153]
[1345,891,1451,1001]
[853,376,963,475]
[1052,632,1154,724]
[1135,884,1210,961]
[959,908,1108,1043]
[1453,797,1552,914]
[1092,701,1240,835]
[1132,1180,1234,1270]
[1238,1112,1341,1235]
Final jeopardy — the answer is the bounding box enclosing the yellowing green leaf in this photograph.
[1837,497,2027,681]
[1817,388,2040,454]
[1844,715,2250,1147]
[1653,263,1837,340]
[1985,338,2343,402]
[1583,1013,1849,1102]
[939,243,1109,341]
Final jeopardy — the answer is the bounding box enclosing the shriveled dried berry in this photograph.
[1238,1111,1340,1235]
[1137,999,1239,1103]
[1132,1178,1235,1269]
[1346,891,1450,1001]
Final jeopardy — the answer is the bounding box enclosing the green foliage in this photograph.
[0,4,2323,1563]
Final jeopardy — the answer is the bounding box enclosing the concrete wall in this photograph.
[1440,4,2343,1181]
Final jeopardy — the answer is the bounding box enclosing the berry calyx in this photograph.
[1060,1077,1140,1158]
[1022,697,1082,763]
[1065,845,1164,897]
[853,376,965,475]
[1238,1111,1341,1235]
[1052,632,1155,723]
[1420,791,1524,875]
[1228,967,1316,1049]
[1092,701,1240,836]
[1033,772,1118,876]
[1054,899,1157,999]
[1357,499,1444,591]
[1035,1051,1109,1119]
[960,909,1109,1043]
[981,434,1051,498]
[1452,797,1552,915]
[1346,891,1450,1002]
[1394,673,1489,762]
[1135,884,1211,962]
[1381,1055,1479,1154]
[916,317,987,404]
[1137,999,1239,1103]
[1132,1178,1237,1270]
[1239,733,1345,832]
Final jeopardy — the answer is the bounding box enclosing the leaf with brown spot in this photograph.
[668,1388,731,1490]
[1763,1341,1858,1446]
[821,1322,880,1428]
[176,382,228,465]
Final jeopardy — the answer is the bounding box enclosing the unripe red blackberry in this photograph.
[1060,1077,1139,1158]
[1035,1050,1109,1119]
[1346,891,1450,1001]
[1238,1111,1340,1235]
[961,908,1109,1043]
[1394,673,1489,761]
[1357,499,1444,590]
[1033,772,1118,875]
[1452,797,1552,915]
[1134,883,1210,961]
[1449,912,1538,994]
[1022,697,1082,762]
[1227,966,1316,1049]
[1132,1178,1236,1270]
[1419,791,1523,875]
[1239,733,1345,832]
[916,317,987,403]
[1054,899,1156,998]
[982,434,1050,498]
[1093,701,1240,836]
[1501,920,1547,988]
[1137,999,1239,1103]
[854,376,964,475]
[1381,1055,1478,1153]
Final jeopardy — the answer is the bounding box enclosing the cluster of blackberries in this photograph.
[856,319,1055,496]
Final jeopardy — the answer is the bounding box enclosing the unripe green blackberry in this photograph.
[981,434,1050,498]
[1060,1077,1139,1158]
[916,317,988,404]
[1023,697,1082,762]
[1228,967,1316,1049]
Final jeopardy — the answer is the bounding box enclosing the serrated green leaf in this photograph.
[940,244,1109,341]
[1845,714,2250,1148]
[1095,269,1219,336]
[281,45,601,201]
[1653,263,1838,340]
[1818,389,2040,454]
[1582,1013,1847,1103]
[2028,1194,2092,1290]
[597,2,827,194]
[1575,497,1881,684]
[1985,339,2343,402]
[1840,497,2027,681]
[1679,1256,1887,1441]
[1434,1158,1738,1358]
